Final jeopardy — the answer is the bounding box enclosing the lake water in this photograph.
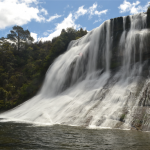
[0,122,150,150]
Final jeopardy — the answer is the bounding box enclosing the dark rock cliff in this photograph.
[109,12,150,74]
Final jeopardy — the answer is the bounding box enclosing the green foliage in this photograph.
[0,26,87,110]
[7,26,34,51]
[147,3,150,10]
[119,114,126,122]
[0,87,7,100]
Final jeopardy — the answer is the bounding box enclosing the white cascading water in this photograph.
[0,13,150,129]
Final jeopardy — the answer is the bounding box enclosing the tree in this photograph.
[66,27,77,40]
[7,26,34,51]
[0,26,88,110]
[0,37,7,44]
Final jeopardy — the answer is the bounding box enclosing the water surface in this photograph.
[0,122,150,150]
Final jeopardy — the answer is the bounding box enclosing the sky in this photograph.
[0,0,149,42]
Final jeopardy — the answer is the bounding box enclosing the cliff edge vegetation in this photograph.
[0,27,87,110]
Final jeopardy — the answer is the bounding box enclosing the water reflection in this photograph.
[0,122,150,150]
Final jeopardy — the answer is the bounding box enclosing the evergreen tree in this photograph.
[7,26,34,51]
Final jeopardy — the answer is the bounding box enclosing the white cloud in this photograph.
[31,32,37,42]
[64,5,70,9]
[47,30,53,32]
[73,3,108,20]
[41,8,48,15]
[74,6,88,19]
[47,14,62,22]
[0,0,47,29]
[93,10,108,24]
[95,10,108,16]
[118,0,149,14]
[56,14,80,30]
[88,3,108,19]
[93,19,101,24]
[43,32,51,36]
[89,3,98,18]
[21,0,37,4]
[38,3,108,41]
[40,13,79,41]
[43,29,54,36]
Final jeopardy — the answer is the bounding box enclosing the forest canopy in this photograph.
[0,26,87,110]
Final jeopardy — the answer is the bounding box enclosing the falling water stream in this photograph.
[1,13,150,131]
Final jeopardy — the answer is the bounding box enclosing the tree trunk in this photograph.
[18,33,20,51]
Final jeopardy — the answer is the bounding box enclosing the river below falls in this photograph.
[1,122,150,150]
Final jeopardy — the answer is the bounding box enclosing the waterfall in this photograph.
[1,13,150,130]
[105,20,111,72]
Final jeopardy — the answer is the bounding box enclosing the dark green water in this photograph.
[0,122,150,150]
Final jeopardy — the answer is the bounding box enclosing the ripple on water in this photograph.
[0,122,150,150]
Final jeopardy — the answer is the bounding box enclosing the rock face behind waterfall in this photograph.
[110,14,150,73]
[1,11,150,131]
